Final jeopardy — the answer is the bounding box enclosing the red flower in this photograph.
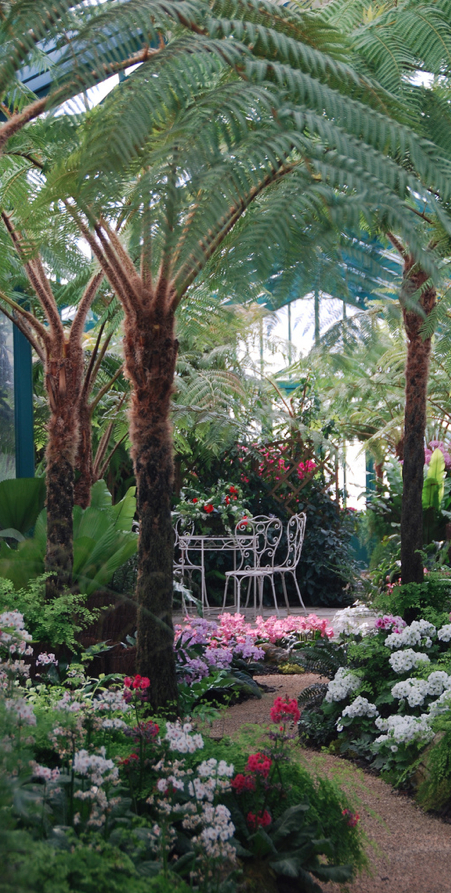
[231,773,256,793]
[342,809,360,827]
[229,486,238,495]
[203,504,214,513]
[132,675,142,689]
[192,498,198,503]
[124,676,133,688]
[139,676,150,690]
[246,752,272,778]
[270,696,301,725]
[225,496,230,504]
[247,809,272,831]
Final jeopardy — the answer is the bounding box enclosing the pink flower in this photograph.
[124,677,133,688]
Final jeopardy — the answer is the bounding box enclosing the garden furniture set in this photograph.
[175,512,307,616]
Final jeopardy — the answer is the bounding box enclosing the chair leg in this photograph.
[280,573,290,611]
[270,574,280,616]
[244,577,253,610]
[237,577,243,614]
[223,576,230,611]
[292,571,307,612]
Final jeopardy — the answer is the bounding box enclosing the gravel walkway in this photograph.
[206,674,451,893]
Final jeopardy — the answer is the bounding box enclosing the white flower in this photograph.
[101,718,127,730]
[385,620,436,650]
[73,747,118,783]
[438,624,451,642]
[374,713,433,746]
[388,649,430,674]
[5,697,36,726]
[391,678,431,707]
[428,688,451,717]
[325,667,361,703]
[165,721,204,753]
[340,696,379,720]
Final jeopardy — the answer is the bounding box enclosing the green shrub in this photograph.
[0,576,99,649]
[375,578,451,622]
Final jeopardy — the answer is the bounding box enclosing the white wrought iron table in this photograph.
[178,533,257,611]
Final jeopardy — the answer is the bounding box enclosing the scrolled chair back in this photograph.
[234,514,283,571]
[284,512,307,569]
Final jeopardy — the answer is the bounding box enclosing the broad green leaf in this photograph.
[111,486,136,531]
[422,448,445,511]
[0,528,25,541]
[90,479,113,512]
[0,477,45,534]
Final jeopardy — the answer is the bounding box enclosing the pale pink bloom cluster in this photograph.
[30,762,60,782]
[36,652,58,667]
[254,614,333,643]
[5,696,36,725]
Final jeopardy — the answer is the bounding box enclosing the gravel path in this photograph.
[206,674,451,893]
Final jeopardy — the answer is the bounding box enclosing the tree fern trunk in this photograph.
[124,303,179,711]
[44,348,83,598]
[74,400,93,508]
[400,260,436,585]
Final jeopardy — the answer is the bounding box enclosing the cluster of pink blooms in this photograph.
[174,613,334,683]
[342,808,360,827]
[254,614,333,643]
[375,615,406,634]
[297,460,317,480]
[424,440,451,468]
[269,696,301,725]
[255,445,317,484]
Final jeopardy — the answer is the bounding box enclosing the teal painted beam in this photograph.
[13,324,34,477]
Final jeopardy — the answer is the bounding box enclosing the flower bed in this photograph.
[174,612,334,688]
[0,610,364,893]
[298,603,451,807]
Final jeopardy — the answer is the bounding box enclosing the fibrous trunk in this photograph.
[124,303,179,711]
[44,346,83,597]
[74,400,94,508]
[400,260,436,585]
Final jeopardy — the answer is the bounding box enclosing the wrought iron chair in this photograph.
[223,515,283,616]
[273,512,307,612]
[173,518,206,611]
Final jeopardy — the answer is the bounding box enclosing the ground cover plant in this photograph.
[0,608,365,893]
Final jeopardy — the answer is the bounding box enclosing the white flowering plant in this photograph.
[299,606,451,784]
